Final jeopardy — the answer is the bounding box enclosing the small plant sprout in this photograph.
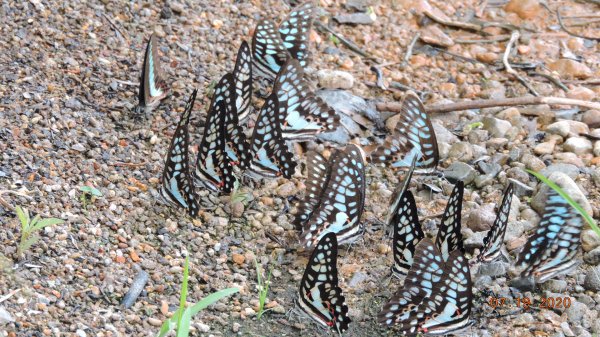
[157,256,239,337]
[466,121,483,131]
[254,257,273,320]
[230,180,251,206]
[79,185,102,209]
[15,206,64,256]
[328,34,340,47]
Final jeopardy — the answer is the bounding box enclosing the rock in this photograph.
[482,116,512,138]
[534,141,555,155]
[232,253,245,265]
[521,154,546,171]
[420,25,454,47]
[504,0,541,19]
[0,306,14,324]
[72,143,86,152]
[478,261,507,277]
[121,268,150,309]
[476,52,498,64]
[531,171,592,215]
[496,107,520,124]
[567,86,596,101]
[582,110,600,128]
[466,204,496,231]
[333,12,377,25]
[170,2,184,13]
[508,178,534,197]
[231,201,245,218]
[565,300,588,323]
[555,152,585,167]
[478,161,501,177]
[148,317,162,327]
[464,230,486,249]
[505,220,527,242]
[432,121,459,144]
[510,276,536,291]
[444,162,476,185]
[595,141,600,157]
[547,120,589,138]
[548,59,593,79]
[276,182,297,197]
[317,70,354,89]
[563,137,593,155]
[582,229,600,252]
[65,97,83,109]
[541,164,580,180]
[447,142,474,162]
[584,247,600,265]
[542,279,568,293]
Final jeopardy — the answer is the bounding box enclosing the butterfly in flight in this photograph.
[193,74,237,193]
[135,33,169,116]
[384,155,418,237]
[232,41,253,123]
[298,145,366,248]
[476,183,514,263]
[370,91,439,171]
[516,189,583,283]
[245,94,297,179]
[297,232,351,334]
[273,59,339,140]
[251,2,316,81]
[389,180,464,277]
[159,90,199,217]
[379,238,473,336]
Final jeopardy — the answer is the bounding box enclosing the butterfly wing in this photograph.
[385,155,418,237]
[477,183,514,263]
[194,74,236,193]
[391,190,425,278]
[137,33,169,114]
[160,90,199,217]
[516,190,583,283]
[251,19,290,80]
[370,92,439,170]
[223,67,252,170]
[274,59,339,140]
[233,41,253,122]
[299,145,366,248]
[435,180,464,261]
[297,232,351,333]
[246,95,297,178]
[278,1,315,67]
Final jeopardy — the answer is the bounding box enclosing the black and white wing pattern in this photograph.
[233,41,253,122]
[246,95,297,179]
[274,59,339,140]
[477,183,514,263]
[135,33,169,115]
[385,155,418,237]
[251,2,316,80]
[194,74,236,193]
[299,145,366,248]
[370,92,439,171]
[435,180,464,261]
[391,190,425,278]
[297,232,351,334]
[159,90,199,217]
[379,239,473,336]
[516,189,583,283]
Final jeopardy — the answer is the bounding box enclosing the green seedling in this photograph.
[254,258,273,320]
[157,256,239,337]
[230,181,251,206]
[15,206,64,256]
[205,79,217,98]
[79,186,102,209]
[466,121,483,131]
[329,34,340,47]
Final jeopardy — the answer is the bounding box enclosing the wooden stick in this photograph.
[503,31,539,96]
[377,97,600,114]
[423,9,488,33]
[557,9,600,41]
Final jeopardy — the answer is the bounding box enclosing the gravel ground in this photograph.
[1,0,600,336]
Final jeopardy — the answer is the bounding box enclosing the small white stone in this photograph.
[317,70,354,89]
[563,137,593,155]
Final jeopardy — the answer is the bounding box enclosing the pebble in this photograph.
[508,178,534,197]
[595,142,600,157]
[541,163,579,180]
[566,300,588,323]
[0,307,14,324]
[276,182,297,197]
[478,262,507,277]
[72,143,86,152]
[521,153,546,171]
[334,12,377,25]
[584,247,600,265]
[582,110,600,128]
[534,141,555,155]
[317,70,354,89]
[147,317,162,327]
[466,204,496,231]
[447,142,474,161]
[531,171,592,215]
[567,86,595,101]
[548,59,593,79]
[547,120,589,138]
[420,25,454,47]
[443,162,476,185]
[482,116,512,138]
[542,279,568,293]
[504,0,541,19]
[563,137,593,155]
[232,253,245,265]
[582,229,600,252]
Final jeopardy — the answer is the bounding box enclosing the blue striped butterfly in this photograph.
[135,33,169,115]
[516,189,583,283]
[159,90,199,217]
[233,41,253,123]
[299,145,366,248]
[476,183,514,263]
[379,238,473,336]
[245,94,297,179]
[193,74,236,193]
[297,232,351,334]
[435,181,464,261]
[274,59,339,140]
[293,151,332,230]
[370,91,439,171]
[385,155,418,237]
[252,2,315,80]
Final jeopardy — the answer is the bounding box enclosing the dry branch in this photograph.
[503,31,539,96]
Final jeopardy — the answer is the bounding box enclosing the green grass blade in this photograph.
[527,169,599,236]
[32,218,65,231]
[15,206,29,230]
[156,308,183,337]
[176,308,192,337]
[177,256,190,332]
[187,287,239,316]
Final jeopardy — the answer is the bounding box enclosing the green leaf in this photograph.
[177,256,190,331]
[19,234,39,255]
[176,309,192,337]
[79,186,103,197]
[329,34,340,46]
[526,170,599,236]
[32,218,65,232]
[156,308,183,337]
[15,206,29,230]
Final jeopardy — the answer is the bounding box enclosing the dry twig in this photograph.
[102,14,129,43]
[404,32,420,64]
[557,9,600,41]
[315,21,380,62]
[503,31,539,96]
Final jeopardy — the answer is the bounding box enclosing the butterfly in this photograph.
[159,90,199,217]
[193,74,236,193]
[379,238,473,336]
[389,180,464,277]
[293,151,331,230]
[273,59,339,140]
[385,155,418,237]
[370,91,439,171]
[298,144,366,248]
[135,33,169,115]
[233,41,253,123]
[476,183,514,263]
[245,94,297,179]
[251,2,315,80]
[516,189,583,283]
[297,232,351,334]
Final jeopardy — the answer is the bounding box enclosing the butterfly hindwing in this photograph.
[251,19,290,80]
[298,232,351,333]
[136,33,169,115]
[233,41,253,122]
[278,1,315,67]
[385,155,418,237]
[160,90,199,217]
[477,183,514,263]
[391,190,425,278]
[435,180,464,261]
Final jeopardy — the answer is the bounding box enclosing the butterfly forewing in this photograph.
[371,92,439,170]
[278,1,315,67]
[385,155,418,237]
[160,90,199,217]
[477,183,514,263]
[136,33,168,114]
[194,74,236,193]
[516,190,583,283]
[223,70,252,170]
[233,41,253,122]
[298,232,351,333]
[300,145,366,248]
[251,19,290,80]
[293,152,335,230]
[435,180,464,261]
[391,190,425,278]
